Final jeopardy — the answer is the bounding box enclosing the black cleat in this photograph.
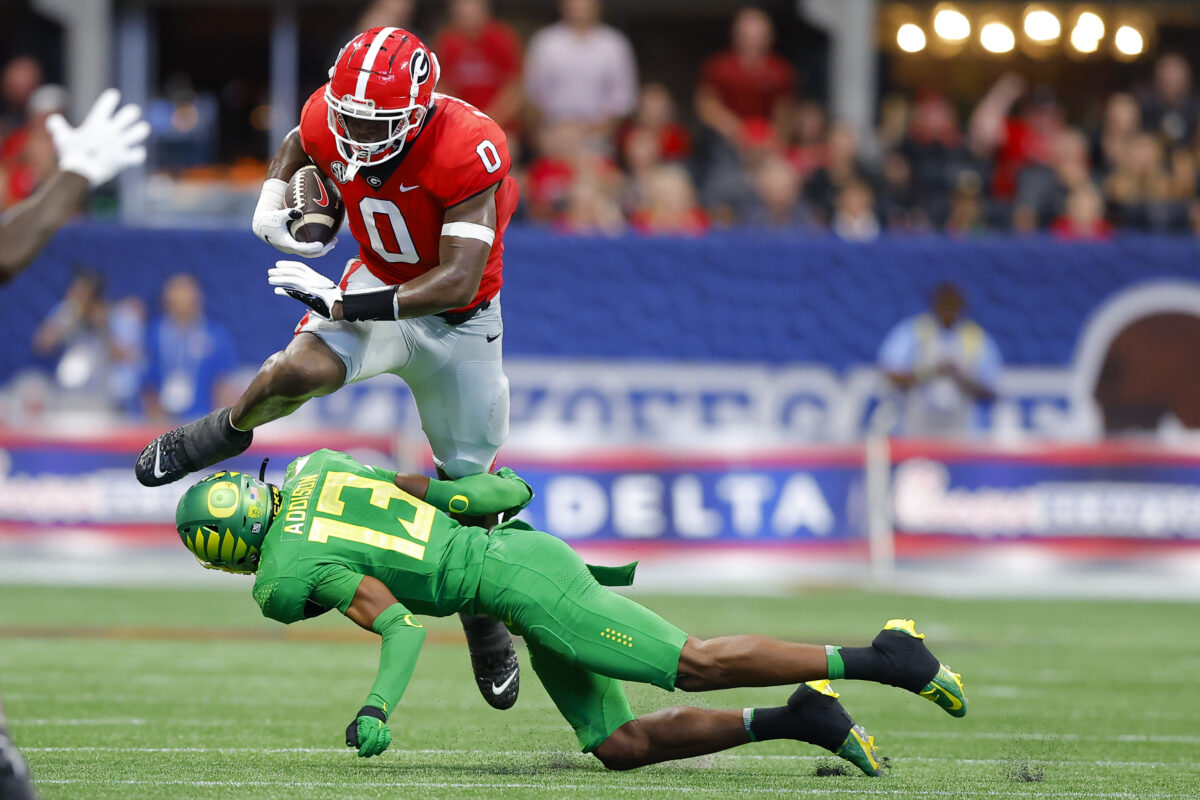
[135,407,253,487]
[0,726,37,800]
[789,681,885,777]
[460,613,519,710]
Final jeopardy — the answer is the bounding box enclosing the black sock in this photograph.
[223,408,251,439]
[458,613,510,654]
[836,645,887,682]
[831,630,938,692]
[746,689,851,752]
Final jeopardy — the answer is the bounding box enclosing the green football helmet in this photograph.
[176,470,280,574]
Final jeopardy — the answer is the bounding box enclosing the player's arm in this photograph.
[338,575,426,758]
[251,129,332,257]
[384,183,498,317]
[0,88,148,283]
[266,129,311,183]
[392,467,533,517]
[267,184,500,322]
[0,172,88,283]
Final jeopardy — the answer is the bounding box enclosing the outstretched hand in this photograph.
[46,89,150,187]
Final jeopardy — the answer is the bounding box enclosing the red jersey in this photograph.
[298,88,518,311]
[433,21,522,117]
[698,51,796,122]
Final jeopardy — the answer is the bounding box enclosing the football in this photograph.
[286,164,345,245]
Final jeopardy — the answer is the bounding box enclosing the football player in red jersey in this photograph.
[134,27,522,710]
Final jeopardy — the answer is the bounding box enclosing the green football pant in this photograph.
[474,526,689,752]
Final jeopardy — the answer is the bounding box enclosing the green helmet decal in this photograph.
[176,470,280,574]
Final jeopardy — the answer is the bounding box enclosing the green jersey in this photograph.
[240,448,687,751]
[252,449,488,624]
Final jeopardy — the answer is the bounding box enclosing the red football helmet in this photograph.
[325,27,441,180]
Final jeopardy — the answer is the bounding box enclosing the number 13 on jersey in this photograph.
[308,471,436,560]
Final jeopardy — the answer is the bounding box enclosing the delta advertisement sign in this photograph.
[1,432,1199,546]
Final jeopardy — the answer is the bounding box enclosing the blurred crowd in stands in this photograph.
[22,269,240,421]
[4,0,1200,240]
[0,55,63,211]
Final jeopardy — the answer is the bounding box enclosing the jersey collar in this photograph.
[356,102,439,191]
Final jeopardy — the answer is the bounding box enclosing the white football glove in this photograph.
[252,177,337,258]
[268,260,342,319]
[45,88,150,187]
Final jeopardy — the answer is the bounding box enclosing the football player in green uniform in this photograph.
[176,449,968,776]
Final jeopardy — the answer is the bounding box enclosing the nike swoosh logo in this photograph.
[490,670,516,696]
[313,175,329,207]
[152,443,168,480]
[921,682,963,712]
[486,332,501,343]
[398,184,420,193]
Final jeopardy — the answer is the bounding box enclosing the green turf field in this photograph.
[1,584,1197,799]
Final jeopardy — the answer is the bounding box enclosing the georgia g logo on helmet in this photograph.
[325,27,442,181]
[409,49,431,86]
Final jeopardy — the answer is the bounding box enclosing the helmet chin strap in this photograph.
[259,458,282,532]
[343,143,396,182]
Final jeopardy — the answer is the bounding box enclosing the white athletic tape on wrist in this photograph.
[255,178,289,219]
[441,222,495,246]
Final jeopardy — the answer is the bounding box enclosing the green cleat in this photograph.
[882,619,968,718]
[804,681,887,777]
[834,723,886,777]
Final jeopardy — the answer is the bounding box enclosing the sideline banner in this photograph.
[888,440,1200,541]
[498,450,865,544]
[2,429,1199,547]
[0,430,867,546]
[0,429,397,543]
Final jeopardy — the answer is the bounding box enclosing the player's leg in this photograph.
[479,529,965,715]
[403,299,508,481]
[433,461,520,711]
[135,330,348,486]
[0,698,37,800]
[526,639,882,776]
[402,300,517,709]
[677,620,967,716]
[228,331,348,429]
[135,260,375,487]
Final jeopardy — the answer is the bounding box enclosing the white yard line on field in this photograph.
[28,779,1200,798]
[21,746,1200,770]
[16,720,1200,746]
